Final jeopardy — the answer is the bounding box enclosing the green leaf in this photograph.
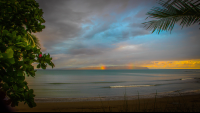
[17,35,22,40]
[2,30,9,36]
[12,31,17,37]
[41,63,46,69]
[36,64,40,68]
[13,85,18,91]
[29,89,34,94]
[5,47,14,58]
[18,61,24,66]
[0,53,3,58]
[25,92,29,99]
[18,70,24,76]
[17,76,25,81]
[15,42,23,45]
[8,7,12,13]
[8,58,15,64]
[25,46,31,50]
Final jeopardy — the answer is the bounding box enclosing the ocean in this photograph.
[25,69,200,99]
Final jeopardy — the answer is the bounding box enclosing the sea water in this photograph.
[25,69,200,98]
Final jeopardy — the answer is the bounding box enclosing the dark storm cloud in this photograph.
[35,0,88,51]
[35,0,157,52]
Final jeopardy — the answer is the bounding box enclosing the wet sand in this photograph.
[13,92,200,112]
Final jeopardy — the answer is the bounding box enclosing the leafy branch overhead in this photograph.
[0,0,55,108]
[142,0,200,34]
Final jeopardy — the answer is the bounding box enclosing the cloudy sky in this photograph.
[33,0,200,69]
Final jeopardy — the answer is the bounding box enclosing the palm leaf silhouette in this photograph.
[142,0,200,34]
[22,24,41,48]
[18,33,41,61]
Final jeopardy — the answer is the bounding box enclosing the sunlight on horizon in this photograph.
[33,59,200,70]
[100,65,106,70]
[140,59,200,69]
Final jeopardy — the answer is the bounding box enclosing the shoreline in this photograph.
[33,89,200,103]
[13,91,200,112]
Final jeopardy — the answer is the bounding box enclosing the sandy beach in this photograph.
[13,92,200,112]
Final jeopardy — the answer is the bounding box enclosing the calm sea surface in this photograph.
[25,69,200,98]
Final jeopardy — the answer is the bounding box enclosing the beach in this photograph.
[14,92,200,112]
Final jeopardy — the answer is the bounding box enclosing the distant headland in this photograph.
[63,66,149,70]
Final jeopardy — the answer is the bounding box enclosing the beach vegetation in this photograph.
[142,0,200,34]
[0,0,54,108]
[97,91,200,112]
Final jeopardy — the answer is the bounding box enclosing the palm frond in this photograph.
[24,33,41,48]
[142,0,200,34]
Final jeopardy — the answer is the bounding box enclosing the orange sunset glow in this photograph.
[33,59,200,70]
[128,63,134,69]
[139,59,200,69]
[100,65,106,70]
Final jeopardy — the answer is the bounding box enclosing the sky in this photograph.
[33,0,200,69]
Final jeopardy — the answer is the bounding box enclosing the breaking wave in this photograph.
[180,77,200,80]
[109,84,156,88]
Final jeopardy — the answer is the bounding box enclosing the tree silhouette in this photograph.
[0,0,55,108]
[142,0,200,34]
